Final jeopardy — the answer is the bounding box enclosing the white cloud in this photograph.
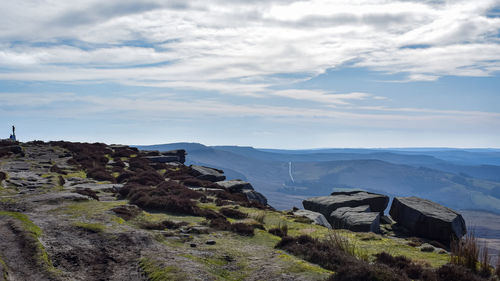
[1,92,499,133]
[271,90,372,105]
[0,0,499,100]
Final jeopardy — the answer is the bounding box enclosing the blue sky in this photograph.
[1,0,500,148]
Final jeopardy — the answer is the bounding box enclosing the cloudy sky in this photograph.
[1,0,499,148]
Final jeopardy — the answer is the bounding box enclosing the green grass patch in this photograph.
[73,222,106,233]
[63,170,87,179]
[133,211,205,227]
[0,254,8,280]
[0,211,42,236]
[237,206,450,267]
[0,211,58,275]
[277,250,333,275]
[139,257,187,281]
[50,200,126,219]
[181,253,247,281]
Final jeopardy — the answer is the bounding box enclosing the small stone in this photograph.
[190,243,197,248]
[206,240,216,245]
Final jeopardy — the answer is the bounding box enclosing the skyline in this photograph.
[1,0,500,148]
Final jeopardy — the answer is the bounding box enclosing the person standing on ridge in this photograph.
[10,125,16,141]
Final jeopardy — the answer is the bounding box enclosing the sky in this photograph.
[1,0,500,148]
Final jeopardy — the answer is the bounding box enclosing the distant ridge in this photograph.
[133,143,500,213]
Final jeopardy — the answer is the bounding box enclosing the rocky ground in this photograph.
[0,141,472,281]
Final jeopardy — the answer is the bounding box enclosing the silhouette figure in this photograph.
[10,125,16,141]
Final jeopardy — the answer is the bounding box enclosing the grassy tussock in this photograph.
[0,211,56,275]
[139,258,187,281]
[219,207,248,219]
[251,211,266,224]
[268,221,288,238]
[73,222,106,233]
[450,231,493,277]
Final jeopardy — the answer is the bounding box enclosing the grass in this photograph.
[63,170,87,179]
[133,210,205,227]
[139,257,187,281]
[196,203,448,267]
[237,206,450,267]
[181,253,247,281]
[0,254,8,280]
[0,211,58,275]
[277,250,333,275]
[0,211,42,236]
[73,222,106,233]
[50,200,126,219]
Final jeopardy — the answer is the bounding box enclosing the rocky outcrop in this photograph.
[293,210,332,229]
[242,189,268,205]
[389,196,467,245]
[145,155,180,163]
[303,191,388,233]
[330,206,380,232]
[161,150,186,164]
[0,144,23,156]
[330,205,370,226]
[191,165,226,182]
[303,191,389,218]
[28,192,92,203]
[216,179,253,192]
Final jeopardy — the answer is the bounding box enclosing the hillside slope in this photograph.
[137,143,500,213]
[0,141,464,281]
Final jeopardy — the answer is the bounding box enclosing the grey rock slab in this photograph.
[27,192,91,203]
[215,180,254,192]
[161,150,186,164]
[341,212,381,233]
[242,189,268,205]
[389,196,467,246]
[191,165,225,182]
[328,205,380,232]
[293,209,332,229]
[302,191,389,218]
[145,156,180,163]
[71,183,123,192]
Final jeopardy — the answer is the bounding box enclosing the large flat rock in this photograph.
[330,205,380,233]
[341,212,381,233]
[28,192,92,203]
[191,165,226,182]
[145,156,180,163]
[293,210,332,229]
[242,190,268,206]
[330,205,370,227]
[161,150,186,164]
[389,196,467,245]
[302,191,389,218]
[216,180,253,192]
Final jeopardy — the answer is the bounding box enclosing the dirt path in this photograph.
[0,217,52,281]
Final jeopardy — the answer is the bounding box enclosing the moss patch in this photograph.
[63,170,87,179]
[181,253,247,281]
[139,257,187,281]
[0,254,8,280]
[50,200,126,220]
[277,250,333,275]
[73,222,106,233]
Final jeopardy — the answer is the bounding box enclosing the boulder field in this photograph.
[303,191,388,233]
[303,191,467,245]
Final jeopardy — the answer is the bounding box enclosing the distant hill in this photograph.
[136,143,500,212]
